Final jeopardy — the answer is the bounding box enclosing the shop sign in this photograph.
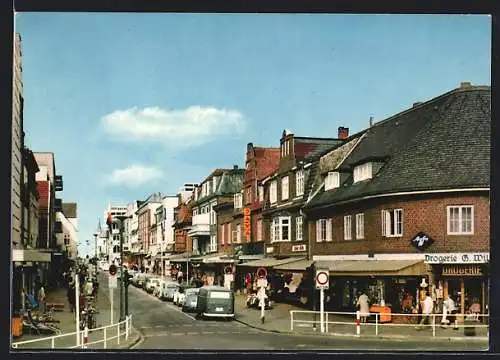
[442,265,483,276]
[266,246,274,254]
[410,231,434,251]
[243,207,251,241]
[424,252,490,264]
[291,244,306,252]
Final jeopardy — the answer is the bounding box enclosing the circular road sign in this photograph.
[256,267,267,279]
[316,270,329,286]
[109,264,118,276]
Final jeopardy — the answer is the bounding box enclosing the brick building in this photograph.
[301,82,490,315]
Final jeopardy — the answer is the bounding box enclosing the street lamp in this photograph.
[111,215,132,321]
[93,232,99,275]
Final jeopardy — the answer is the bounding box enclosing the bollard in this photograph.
[125,315,129,340]
[375,313,379,336]
[290,311,294,331]
[104,327,107,349]
[51,337,55,349]
[356,310,361,336]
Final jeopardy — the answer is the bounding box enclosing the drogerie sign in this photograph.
[424,252,489,264]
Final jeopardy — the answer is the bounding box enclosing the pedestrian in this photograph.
[92,278,99,300]
[67,282,76,312]
[441,294,458,329]
[37,283,46,313]
[416,291,434,330]
[356,290,370,323]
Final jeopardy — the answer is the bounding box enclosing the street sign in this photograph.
[108,274,118,289]
[109,264,118,276]
[315,269,330,289]
[256,267,267,279]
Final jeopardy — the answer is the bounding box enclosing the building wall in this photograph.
[11,33,23,249]
[56,211,78,259]
[162,196,179,247]
[216,206,234,254]
[307,193,490,256]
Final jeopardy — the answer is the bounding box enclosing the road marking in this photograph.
[171,333,184,336]
[202,331,214,334]
[154,325,164,328]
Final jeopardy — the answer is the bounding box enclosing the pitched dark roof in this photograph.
[305,85,490,209]
[62,203,77,218]
[193,169,245,206]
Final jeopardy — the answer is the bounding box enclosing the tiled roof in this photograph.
[62,203,77,218]
[305,85,491,209]
[294,138,343,161]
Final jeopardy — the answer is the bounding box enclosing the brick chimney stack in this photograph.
[338,126,349,140]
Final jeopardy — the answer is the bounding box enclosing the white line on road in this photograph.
[202,331,214,334]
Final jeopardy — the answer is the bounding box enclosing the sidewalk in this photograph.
[233,295,489,343]
[12,273,141,350]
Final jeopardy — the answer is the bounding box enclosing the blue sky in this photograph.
[14,13,491,257]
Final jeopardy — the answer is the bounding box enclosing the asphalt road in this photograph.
[125,283,488,351]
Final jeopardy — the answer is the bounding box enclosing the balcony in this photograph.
[192,213,209,226]
[55,175,63,192]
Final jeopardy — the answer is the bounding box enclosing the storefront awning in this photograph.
[237,257,305,268]
[238,254,264,261]
[316,259,426,276]
[202,253,235,264]
[12,249,52,263]
[274,259,313,271]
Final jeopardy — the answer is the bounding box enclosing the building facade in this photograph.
[302,83,490,316]
[135,193,163,270]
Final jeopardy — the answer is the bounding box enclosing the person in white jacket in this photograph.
[441,294,458,329]
[356,291,370,323]
[416,293,434,330]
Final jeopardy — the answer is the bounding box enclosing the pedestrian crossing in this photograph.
[138,322,262,337]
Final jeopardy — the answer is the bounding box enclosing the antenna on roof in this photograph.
[369,116,374,127]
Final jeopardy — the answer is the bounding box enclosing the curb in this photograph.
[117,329,143,349]
[234,317,488,343]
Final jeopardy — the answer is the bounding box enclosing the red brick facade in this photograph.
[307,192,490,256]
[173,202,193,252]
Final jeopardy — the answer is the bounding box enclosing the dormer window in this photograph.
[353,162,373,183]
[324,171,340,191]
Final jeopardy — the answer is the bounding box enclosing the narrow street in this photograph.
[125,283,488,351]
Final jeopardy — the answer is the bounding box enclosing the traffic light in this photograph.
[123,270,133,288]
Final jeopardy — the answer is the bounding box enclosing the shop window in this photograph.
[271,217,291,242]
[295,170,304,196]
[447,205,473,235]
[295,216,303,241]
[355,213,364,239]
[343,215,352,240]
[381,209,403,237]
[316,219,332,242]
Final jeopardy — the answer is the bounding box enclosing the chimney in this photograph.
[413,102,422,108]
[460,81,472,88]
[233,165,238,170]
[369,116,374,127]
[337,126,349,140]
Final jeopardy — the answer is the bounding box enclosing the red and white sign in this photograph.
[256,267,267,279]
[315,269,330,289]
[243,208,251,241]
[291,244,306,252]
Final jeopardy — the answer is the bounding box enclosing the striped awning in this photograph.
[315,259,426,276]
[237,257,305,268]
[274,259,313,271]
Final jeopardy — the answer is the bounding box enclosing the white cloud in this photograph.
[101,105,246,147]
[107,164,163,187]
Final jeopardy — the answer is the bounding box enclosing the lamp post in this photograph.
[93,232,98,276]
[111,215,131,322]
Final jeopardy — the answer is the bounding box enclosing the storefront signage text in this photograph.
[424,252,489,264]
[291,244,306,252]
[243,207,251,241]
[442,265,483,276]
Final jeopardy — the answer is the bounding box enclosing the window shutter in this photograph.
[326,219,332,241]
[381,210,386,236]
[316,221,321,242]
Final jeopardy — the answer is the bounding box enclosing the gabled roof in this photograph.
[305,85,490,209]
[253,147,280,181]
[294,137,344,161]
[193,168,245,206]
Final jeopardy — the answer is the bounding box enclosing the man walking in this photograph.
[416,291,434,330]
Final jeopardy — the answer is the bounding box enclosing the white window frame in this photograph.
[325,171,340,191]
[233,193,243,209]
[344,215,352,240]
[210,235,217,252]
[316,219,332,242]
[212,176,218,193]
[270,180,278,204]
[236,224,242,244]
[447,205,474,235]
[257,219,263,241]
[245,186,252,204]
[210,204,216,225]
[281,176,289,201]
[221,224,225,245]
[271,216,291,242]
[295,170,304,196]
[258,185,264,202]
[353,162,373,183]
[295,216,303,241]
[381,209,403,237]
[355,213,365,240]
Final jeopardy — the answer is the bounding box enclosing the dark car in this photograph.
[182,288,200,312]
[195,286,234,320]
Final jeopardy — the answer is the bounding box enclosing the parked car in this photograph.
[173,283,188,306]
[195,286,235,320]
[142,274,155,290]
[145,277,161,293]
[153,279,166,298]
[134,273,146,288]
[161,282,180,301]
[182,288,200,312]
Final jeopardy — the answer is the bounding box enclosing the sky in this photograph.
[14,13,491,257]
